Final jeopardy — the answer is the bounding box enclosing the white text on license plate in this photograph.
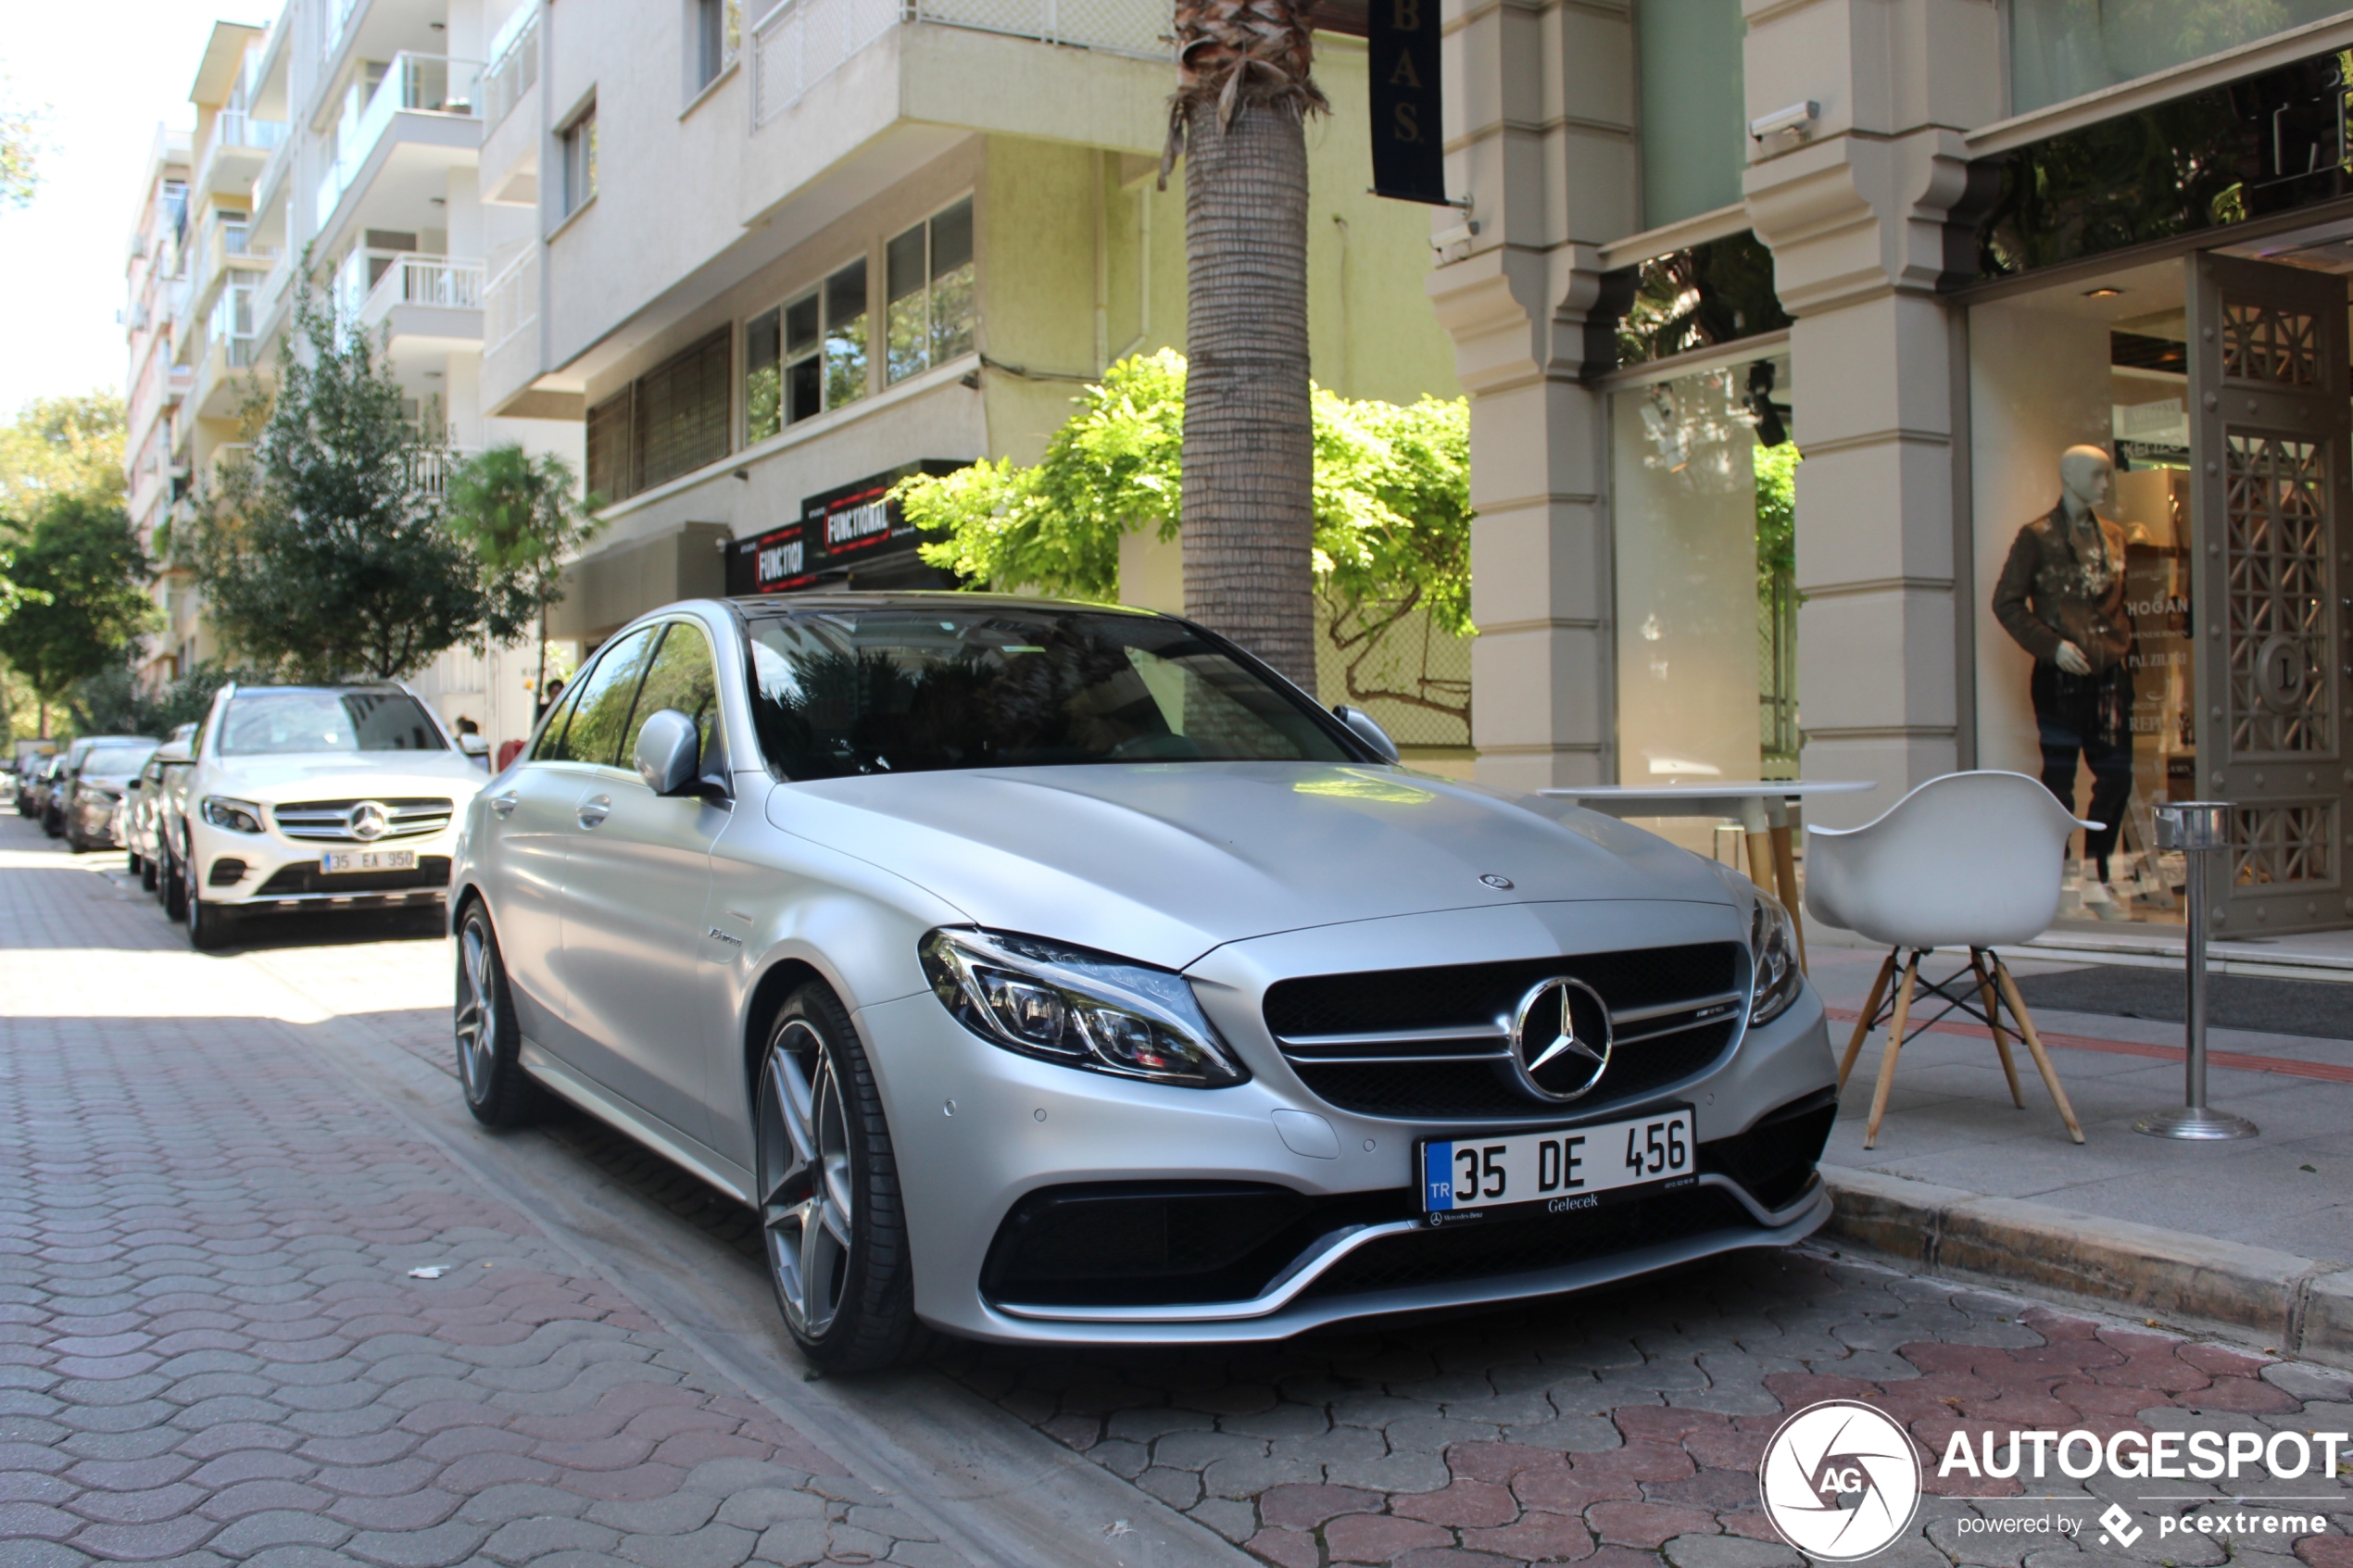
[1421,1108,1694,1220]
[320,849,415,873]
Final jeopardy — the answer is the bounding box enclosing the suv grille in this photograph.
[271,797,454,843]
[1263,944,1744,1121]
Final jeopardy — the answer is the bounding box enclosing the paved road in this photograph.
[5,809,2352,1568]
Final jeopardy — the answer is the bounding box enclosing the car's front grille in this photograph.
[253,856,451,896]
[1300,1185,1753,1299]
[271,797,454,843]
[1264,944,1745,1121]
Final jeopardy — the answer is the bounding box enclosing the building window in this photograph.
[585,327,734,503]
[885,196,975,384]
[2008,0,2345,118]
[824,259,868,409]
[1635,0,1743,230]
[746,307,782,443]
[692,0,741,94]
[560,104,598,217]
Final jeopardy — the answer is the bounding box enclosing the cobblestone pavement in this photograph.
[8,810,2353,1568]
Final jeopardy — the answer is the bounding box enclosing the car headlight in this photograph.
[920,928,1248,1088]
[1710,862,1803,1026]
[201,796,265,834]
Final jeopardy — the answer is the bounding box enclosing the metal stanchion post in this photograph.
[2135,801,2258,1141]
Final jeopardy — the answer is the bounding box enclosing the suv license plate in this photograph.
[321,849,415,874]
[1419,1106,1696,1224]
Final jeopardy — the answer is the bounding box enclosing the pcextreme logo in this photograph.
[1758,1400,1924,1561]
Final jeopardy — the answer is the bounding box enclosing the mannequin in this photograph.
[1992,445,2135,893]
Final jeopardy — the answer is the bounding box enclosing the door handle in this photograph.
[577,796,611,828]
[490,793,518,819]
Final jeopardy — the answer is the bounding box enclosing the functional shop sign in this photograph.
[1368,0,1445,205]
[724,459,966,596]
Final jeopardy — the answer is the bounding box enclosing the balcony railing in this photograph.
[212,111,288,153]
[361,255,486,324]
[485,249,537,352]
[314,54,484,223]
[751,0,1167,125]
[485,13,541,127]
[410,446,481,499]
[324,0,367,61]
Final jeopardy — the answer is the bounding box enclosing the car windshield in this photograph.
[218,691,449,756]
[82,745,156,778]
[744,606,1352,778]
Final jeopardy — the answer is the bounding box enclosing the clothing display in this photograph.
[2030,659,2134,862]
[1992,503,2133,671]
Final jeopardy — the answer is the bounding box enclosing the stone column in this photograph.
[1741,0,2000,826]
[1429,0,1635,793]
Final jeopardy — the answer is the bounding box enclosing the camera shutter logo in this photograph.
[1758,1399,1922,1561]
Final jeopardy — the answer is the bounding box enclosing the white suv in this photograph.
[179,682,487,949]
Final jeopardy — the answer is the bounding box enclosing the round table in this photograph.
[1539,781,1879,970]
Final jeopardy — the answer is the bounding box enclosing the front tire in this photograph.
[185,886,234,951]
[755,985,918,1372]
[455,903,542,1127]
[137,853,157,891]
[160,848,187,921]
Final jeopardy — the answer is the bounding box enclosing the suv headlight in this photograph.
[920,928,1248,1088]
[201,796,264,834]
[1712,862,1803,1026]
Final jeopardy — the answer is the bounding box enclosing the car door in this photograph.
[554,618,728,1144]
[485,632,650,1046]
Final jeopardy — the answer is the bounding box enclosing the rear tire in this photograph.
[137,854,157,891]
[185,886,234,951]
[754,985,920,1372]
[455,903,542,1127]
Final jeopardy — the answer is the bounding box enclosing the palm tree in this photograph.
[1164,0,1326,688]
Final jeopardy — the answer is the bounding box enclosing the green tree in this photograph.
[193,277,526,680]
[0,393,126,516]
[899,350,1473,728]
[1164,0,1324,685]
[0,493,153,736]
[0,74,44,209]
[442,444,602,709]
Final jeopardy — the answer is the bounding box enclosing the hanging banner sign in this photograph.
[724,459,969,596]
[1368,0,1446,205]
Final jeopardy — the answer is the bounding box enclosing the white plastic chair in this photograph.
[1805,771,2095,1148]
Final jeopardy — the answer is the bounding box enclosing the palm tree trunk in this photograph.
[1168,0,1324,691]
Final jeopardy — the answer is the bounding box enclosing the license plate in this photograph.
[1420,1106,1696,1223]
[320,849,415,873]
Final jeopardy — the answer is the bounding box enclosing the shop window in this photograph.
[1610,350,1799,844]
[1617,232,1790,368]
[560,104,598,217]
[1635,0,1743,230]
[1969,259,2192,925]
[2008,0,2346,119]
[885,196,976,384]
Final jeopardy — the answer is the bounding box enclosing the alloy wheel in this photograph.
[757,1021,855,1339]
[455,919,499,1103]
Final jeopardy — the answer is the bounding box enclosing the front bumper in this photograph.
[188,816,456,911]
[861,909,1839,1346]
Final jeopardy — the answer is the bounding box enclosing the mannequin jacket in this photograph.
[1992,503,2133,672]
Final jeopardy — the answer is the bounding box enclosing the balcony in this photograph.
[195,109,288,197]
[313,54,484,238]
[484,13,539,128]
[410,446,481,500]
[480,13,541,207]
[751,0,1167,124]
[336,250,486,356]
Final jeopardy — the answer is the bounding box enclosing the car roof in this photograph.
[725,591,1163,619]
[225,683,409,695]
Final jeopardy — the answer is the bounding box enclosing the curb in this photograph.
[1819,1164,2353,1365]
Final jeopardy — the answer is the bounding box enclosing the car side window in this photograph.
[528,679,588,762]
[623,622,722,774]
[556,626,660,768]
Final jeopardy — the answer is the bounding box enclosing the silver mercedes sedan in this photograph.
[449,594,1835,1371]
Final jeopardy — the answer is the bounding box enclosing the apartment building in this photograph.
[1435,0,2353,936]
[123,128,194,686]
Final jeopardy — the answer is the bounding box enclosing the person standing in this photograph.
[1993,444,2135,891]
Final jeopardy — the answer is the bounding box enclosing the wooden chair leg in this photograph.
[1838,949,1896,1094]
[1969,949,2025,1109]
[1992,954,2085,1145]
[1864,951,1919,1149]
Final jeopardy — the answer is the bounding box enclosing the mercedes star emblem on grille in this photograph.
[1508,976,1613,1101]
[347,802,389,842]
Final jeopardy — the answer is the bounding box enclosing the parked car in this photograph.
[176,683,485,949]
[18,754,60,822]
[450,596,1833,1371]
[40,736,147,838]
[9,739,57,812]
[65,739,159,853]
[125,729,197,889]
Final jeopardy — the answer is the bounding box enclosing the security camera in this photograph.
[1749,101,1820,141]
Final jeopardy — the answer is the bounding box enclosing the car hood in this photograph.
[205,751,486,803]
[767,761,1729,970]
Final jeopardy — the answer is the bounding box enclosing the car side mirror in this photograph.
[1333,704,1401,764]
[633,709,704,797]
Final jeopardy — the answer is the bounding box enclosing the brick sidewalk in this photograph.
[0,824,963,1567]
